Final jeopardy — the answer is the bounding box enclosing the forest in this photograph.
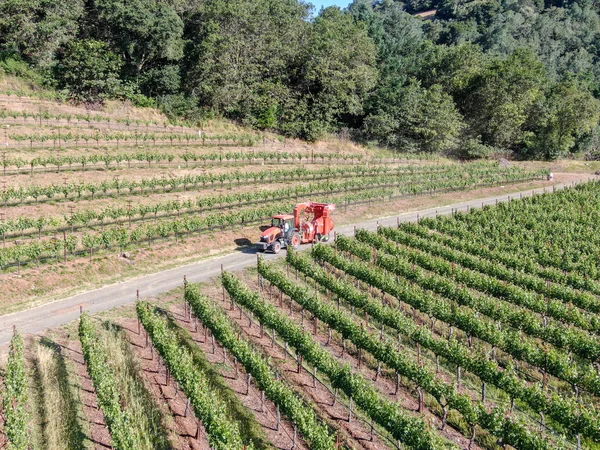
[2,0,600,160]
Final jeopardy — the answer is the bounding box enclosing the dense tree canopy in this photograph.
[2,0,600,159]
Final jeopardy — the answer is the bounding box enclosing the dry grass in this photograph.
[99,321,173,450]
[28,338,90,450]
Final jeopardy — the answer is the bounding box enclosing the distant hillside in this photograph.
[2,0,600,160]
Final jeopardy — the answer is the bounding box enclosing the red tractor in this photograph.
[257,202,335,253]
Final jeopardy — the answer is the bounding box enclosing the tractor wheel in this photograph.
[320,233,330,242]
[290,233,301,249]
[272,241,282,254]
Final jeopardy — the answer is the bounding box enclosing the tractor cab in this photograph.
[257,214,296,253]
[271,215,295,237]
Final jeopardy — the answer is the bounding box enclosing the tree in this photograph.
[525,80,600,159]
[364,81,465,152]
[457,49,548,149]
[0,0,83,68]
[90,0,184,94]
[286,7,378,140]
[54,39,123,102]
[182,0,310,125]
[140,65,181,97]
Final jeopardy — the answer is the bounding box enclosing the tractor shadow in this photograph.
[234,238,259,254]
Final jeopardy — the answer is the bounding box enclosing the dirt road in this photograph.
[0,181,580,345]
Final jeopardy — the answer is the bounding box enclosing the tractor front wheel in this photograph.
[290,233,301,249]
[272,241,282,254]
[314,233,330,243]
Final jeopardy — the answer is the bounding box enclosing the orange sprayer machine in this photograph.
[256,202,335,253]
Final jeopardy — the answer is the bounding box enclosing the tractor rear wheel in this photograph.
[272,241,282,254]
[290,233,301,249]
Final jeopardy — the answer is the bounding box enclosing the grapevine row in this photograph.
[0,164,457,205]
[221,271,446,450]
[286,250,600,442]
[0,150,374,174]
[1,330,28,450]
[0,204,285,271]
[358,229,600,335]
[310,244,600,396]
[184,285,338,450]
[0,184,433,271]
[342,233,600,363]
[425,182,600,277]
[78,313,138,449]
[394,222,600,306]
[135,302,252,449]
[258,257,560,449]
[0,108,191,129]
[1,166,547,207]
[0,173,548,272]
[8,130,259,148]
[0,167,513,240]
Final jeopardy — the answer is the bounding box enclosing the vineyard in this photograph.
[0,90,589,448]
[0,93,555,295]
[4,181,600,449]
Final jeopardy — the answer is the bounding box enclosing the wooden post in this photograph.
[292,425,297,449]
[441,406,449,430]
[348,397,353,423]
[276,406,281,431]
